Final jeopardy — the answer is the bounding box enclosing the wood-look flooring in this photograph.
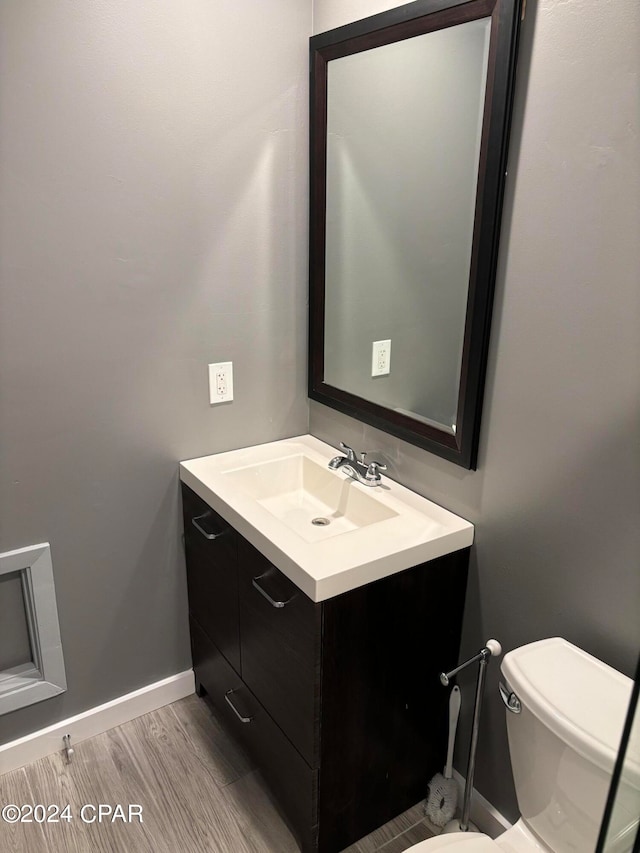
[0,694,438,853]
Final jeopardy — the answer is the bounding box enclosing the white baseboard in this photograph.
[452,769,512,838]
[0,669,195,776]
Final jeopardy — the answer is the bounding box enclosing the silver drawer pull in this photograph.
[191,513,227,541]
[252,573,296,608]
[224,689,253,723]
[499,681,522,713]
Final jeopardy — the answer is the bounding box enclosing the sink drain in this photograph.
[311,517,330,526]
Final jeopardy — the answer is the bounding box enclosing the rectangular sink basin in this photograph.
[223,454,398,543]
[180,435,474,601]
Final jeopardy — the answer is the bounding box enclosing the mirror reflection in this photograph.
[323,18,491,434]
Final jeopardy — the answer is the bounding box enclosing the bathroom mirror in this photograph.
[309,0,523,468]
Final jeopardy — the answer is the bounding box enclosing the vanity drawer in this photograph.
[190,616,318,851]
[182,484,241,674]
[238,537,321,768]
[190,616,243,698]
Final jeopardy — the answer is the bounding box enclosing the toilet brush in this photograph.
[425,685,461,827]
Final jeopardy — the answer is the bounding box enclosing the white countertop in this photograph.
[180,434,474,602]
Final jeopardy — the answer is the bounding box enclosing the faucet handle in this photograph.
[339,442,357,462]
[365,460,387,482]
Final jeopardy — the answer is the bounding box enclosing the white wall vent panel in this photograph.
[0,543,67,715]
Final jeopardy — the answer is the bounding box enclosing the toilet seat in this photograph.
[406,821,549,853]
[406,833,500,851]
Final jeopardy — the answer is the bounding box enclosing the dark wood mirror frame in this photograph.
[309,0,523,469]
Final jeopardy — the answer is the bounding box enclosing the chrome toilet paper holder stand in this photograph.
[439,639,502,832]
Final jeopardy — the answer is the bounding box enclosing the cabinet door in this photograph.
[181,484,241,674]
[191,616,318,852]
[238,538,321,767]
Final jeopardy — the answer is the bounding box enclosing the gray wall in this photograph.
[312,0,640,821]
[0,0,309,744]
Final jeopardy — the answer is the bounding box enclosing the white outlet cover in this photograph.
[208,362,233,404]
[371,340,391,376]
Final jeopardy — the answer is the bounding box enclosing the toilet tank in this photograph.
[500,638,634,853]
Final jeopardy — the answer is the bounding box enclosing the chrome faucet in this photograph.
[328,442,387,487]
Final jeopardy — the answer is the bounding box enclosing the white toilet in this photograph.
[407,637,636,853]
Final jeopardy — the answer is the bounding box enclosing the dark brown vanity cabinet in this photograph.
[181,483,469,853]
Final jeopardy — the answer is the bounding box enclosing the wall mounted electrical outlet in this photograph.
[371,340,391,376]
[208,362,234,404]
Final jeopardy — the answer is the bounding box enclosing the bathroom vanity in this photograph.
[180,436,473,853]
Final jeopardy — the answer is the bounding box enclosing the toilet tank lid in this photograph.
[501,638,635,776]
